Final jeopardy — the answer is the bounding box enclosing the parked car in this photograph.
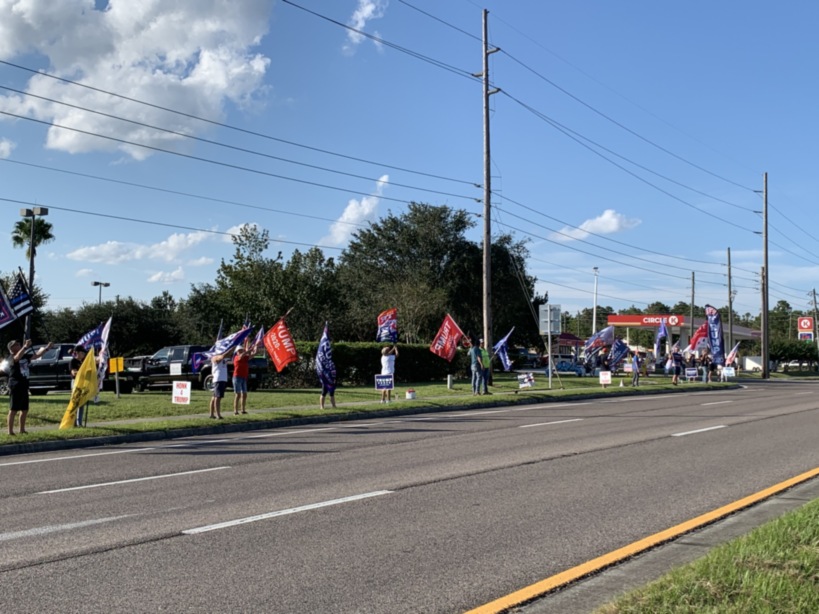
[125,344,268,391]
[0,343,133,395]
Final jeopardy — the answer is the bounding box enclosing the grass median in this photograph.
[595,496,819,613]
[1,371,730,446]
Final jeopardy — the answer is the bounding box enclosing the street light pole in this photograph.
[92,281,110,305]
[19,207,48,339]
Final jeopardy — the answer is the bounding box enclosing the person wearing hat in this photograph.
[70,345,90,427]
[6,338,53,435]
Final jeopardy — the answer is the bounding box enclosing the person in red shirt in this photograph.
[232,344,254,415]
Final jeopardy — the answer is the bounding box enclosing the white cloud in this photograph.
[0,0,273,159]
[0,137,14,158]
[343,0,388,54]
[147,266,185,284]
[551,209,640,242]
[66,230,212,263]
[188,256,215,266]
[322,175,388,246]
[75,268,93,277]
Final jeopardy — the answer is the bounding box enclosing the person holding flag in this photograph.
[6,338,53,435]
[232,335,260,415]
[70,345,94,427]
[209,347,235,420]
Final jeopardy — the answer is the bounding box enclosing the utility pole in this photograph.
[727,247,734,351]
[689,271,695,345]
[812,289,818,358]
[761,173,769,379]
[479,9,499,354]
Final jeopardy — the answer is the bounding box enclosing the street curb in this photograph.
[0,383,742,457]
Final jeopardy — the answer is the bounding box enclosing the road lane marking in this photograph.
[243,427,336,439]
[37,466,230,494]
[466,466,819,614]
[0,516,131,542]
[671,425,726,437]
[520,419,583,429]
[701,401,734,406]
[182,490,393,534]
[0,447,155,467]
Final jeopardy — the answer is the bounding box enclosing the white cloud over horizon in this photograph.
[147,266,185,284]
[0,0,274,160]
[322,175,389,246]
[66,229,213,264]
[552,209,641,242]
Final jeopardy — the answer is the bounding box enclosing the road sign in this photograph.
[539,304,561,335]
[797,316,813,332]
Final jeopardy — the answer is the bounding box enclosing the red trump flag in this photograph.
[264,318,299,372]
[429,314,465,362]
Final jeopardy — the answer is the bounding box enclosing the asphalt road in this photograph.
[1,381,817,613]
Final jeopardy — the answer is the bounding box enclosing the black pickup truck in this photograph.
[0,343,132,395]
[124,345,268,392]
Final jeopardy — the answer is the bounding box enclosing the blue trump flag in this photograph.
[584,325,615,352]
[492,327,515,372]
[316,322,337,392]
[608,338,630,369]
[76,321,105,351]
[705,304,725,365]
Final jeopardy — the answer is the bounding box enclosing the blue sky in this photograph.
[1,0,818,323]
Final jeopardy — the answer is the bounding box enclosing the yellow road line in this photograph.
[465,466,819,614]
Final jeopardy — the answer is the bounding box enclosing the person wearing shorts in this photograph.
[209,349,232,419]
[232,346,251,415]
[7,338,53,435]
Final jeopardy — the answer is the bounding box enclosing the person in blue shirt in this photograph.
[631,352,641,386]
[469,338,484,395]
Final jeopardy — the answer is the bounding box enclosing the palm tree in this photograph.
[12,217,55,259]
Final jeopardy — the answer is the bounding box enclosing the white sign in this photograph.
[172,380,191,405]
[170,363,182,376]
[599,371,612,386]
[517,373,535,388]
[723,367,736,378]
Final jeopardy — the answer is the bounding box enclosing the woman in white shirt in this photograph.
[380,345,398,403]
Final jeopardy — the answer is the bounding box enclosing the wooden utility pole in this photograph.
[480,9,499,353]
[761,173,769,379]
[689,272,695,345]
[727,247,734,352]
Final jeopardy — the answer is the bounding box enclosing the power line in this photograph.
[0,59,477,187]
[0,196,344,252]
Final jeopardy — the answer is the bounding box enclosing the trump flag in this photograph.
[376,308,398,343]
[429,314,464,363]
[264,319,299,372]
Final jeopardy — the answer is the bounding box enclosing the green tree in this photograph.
[12,217,55,260]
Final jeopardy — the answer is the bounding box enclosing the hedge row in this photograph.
[260,342,473,388]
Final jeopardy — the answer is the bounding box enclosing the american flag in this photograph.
[0,282,17,330]
[8,272,33,319]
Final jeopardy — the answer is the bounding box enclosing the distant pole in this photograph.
[727,247,734,351]
[592,267,599,334]
[812,289,819,357]
[761,173,769,379]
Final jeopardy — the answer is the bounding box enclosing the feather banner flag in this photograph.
[264,319,299,372]
[59,349,98,429]
[705,305,726,365]
[429,314,465,363]
[376,308,398,343]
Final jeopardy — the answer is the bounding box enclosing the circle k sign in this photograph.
[798,317,814,331]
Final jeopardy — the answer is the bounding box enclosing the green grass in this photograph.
[594,497,819,614]
[1,371,730,446]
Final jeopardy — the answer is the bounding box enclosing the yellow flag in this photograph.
[59,348,98,430]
